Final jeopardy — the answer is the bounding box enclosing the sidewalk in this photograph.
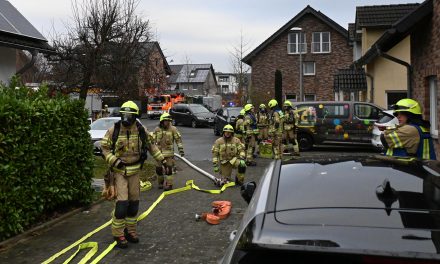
[0,158,272,264]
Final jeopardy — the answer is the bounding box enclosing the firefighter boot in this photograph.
[156,166,164,189]
[114,236,128,249]
[124,228,139,243]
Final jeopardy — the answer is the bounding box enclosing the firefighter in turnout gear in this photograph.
[211,124,246,186]
[268,99,284,159]
[153,113,184,190]
[101,101,165,248]
[282,100,300,156]
[235,109,246,143]
[257,103,269,142]
[243,104,258,166]
[381,98,436,160]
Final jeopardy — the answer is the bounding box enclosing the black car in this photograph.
[169,104,215,128]
[213,107,242,136]
[221,156,440,263]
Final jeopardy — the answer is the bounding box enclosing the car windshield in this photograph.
[189,105,210,114]
[228,108,241,117]
[90,118,119,130]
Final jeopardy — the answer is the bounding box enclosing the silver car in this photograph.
[371,110,399,150]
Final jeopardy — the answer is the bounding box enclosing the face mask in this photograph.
[121,113,136,127]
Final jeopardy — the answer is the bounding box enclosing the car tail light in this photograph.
[147,105,152,111]
[362,256,438,264]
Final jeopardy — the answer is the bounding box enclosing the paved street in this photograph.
[0,120,379,263]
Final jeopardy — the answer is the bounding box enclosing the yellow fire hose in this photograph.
[41,180,235,264]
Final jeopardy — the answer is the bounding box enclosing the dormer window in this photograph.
[189,70,196,77]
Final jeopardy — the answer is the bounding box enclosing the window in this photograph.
[189,70,196,78]
[354,104,381,120]
[312,32,331,53]
[429,77,438,138]
[182,84,188,91]
[219,76,229,82]
[286,94,297,102]
[287,32,306,54]
[303,62,315,75]
[304,94,316,101]
[386,91,407,109]
[221,85,229,93]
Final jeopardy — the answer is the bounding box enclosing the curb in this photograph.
[0,198,106,252]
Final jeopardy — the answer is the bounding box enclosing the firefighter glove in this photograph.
[239,159,246,167]
[179,151,185,157]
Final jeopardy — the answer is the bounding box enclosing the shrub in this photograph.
[0,79,94,241]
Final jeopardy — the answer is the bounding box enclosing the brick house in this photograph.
[242,5,352,106]
[167,64,218,96]
[355,0,439,159]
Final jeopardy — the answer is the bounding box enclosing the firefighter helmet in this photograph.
[268,99,278,109]
[120,101,139,115]
[283,100,293,107]
[244,104,254,112]
[223,124,234,133]
[160,113,173,122]
[393,98,422,116]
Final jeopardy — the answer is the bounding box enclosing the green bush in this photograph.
[0,79,94,241]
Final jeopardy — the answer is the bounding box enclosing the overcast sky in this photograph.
[10,0,422,72]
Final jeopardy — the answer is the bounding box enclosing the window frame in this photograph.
[304,94,316,102]
[311,32,331,53]
[287,32,307,54]
[303,61,316,76]
[354,103,381,120]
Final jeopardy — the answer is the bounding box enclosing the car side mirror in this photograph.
[240,181,256,204]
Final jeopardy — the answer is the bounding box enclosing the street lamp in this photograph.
[290,27,303,102]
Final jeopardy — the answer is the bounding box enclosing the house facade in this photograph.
[352,4,419,109]
[243,5,352,106]
[215,72,237,94]
[167,64,218,96]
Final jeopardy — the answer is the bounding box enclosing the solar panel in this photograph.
[0,0,47,41]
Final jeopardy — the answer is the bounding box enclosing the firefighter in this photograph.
[268,99,284,160]
[153,113,185,190]
[243,104,258,166]
[381,98,436,160]
[212,124,246,186]
[101,101,166,248]
[257,103,269,142]
[282,100,300,156]
[235,109,246,143]
[102,104,110,118]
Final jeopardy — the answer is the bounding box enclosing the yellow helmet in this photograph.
[268,99,278,108]
[239,109,245,116]
[393,98,422,115]
[283,100,293,107]
[120,101,139,115]
[223,124,234,133]
[160,112,172,122]
[259,104,266,109]
[244,104,254,112]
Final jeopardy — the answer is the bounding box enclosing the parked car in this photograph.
[169,104,215,128]
[221,156,440,263]
[371,110,399,150]
[292,101,384,151]
[213,107,243,136]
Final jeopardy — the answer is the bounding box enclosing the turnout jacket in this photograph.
[153,125,184,157]
[212,137,246,166]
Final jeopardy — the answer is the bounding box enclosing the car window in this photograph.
[189,105,210,114]
[217,109,223,116]
[90,119,118,130]
[355,104,381,120]
[377,112,395,124]
[320,104,349,118]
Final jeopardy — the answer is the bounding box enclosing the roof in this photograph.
[355,3,420,29]
[354,0,433,67]
[0,0,54,53]
[243,5,348,65]
[333,68,367,92]
[141,41,171,75]
[168,64,215,84]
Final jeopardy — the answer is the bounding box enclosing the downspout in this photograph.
[16,49,38,76]
[375,45,413,98]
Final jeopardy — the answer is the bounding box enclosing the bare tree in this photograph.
[49,0,152,101]
[229,30,251,104]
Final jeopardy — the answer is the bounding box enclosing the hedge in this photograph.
[0,79,94,241]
